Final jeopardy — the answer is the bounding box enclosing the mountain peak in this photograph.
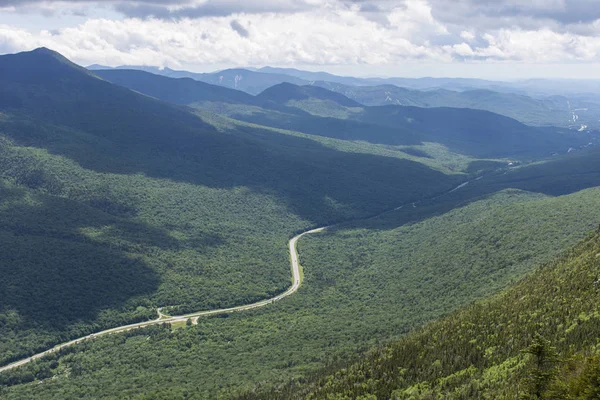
[0,47,92,84]
[26,47,76,65]
[257,82,361,107]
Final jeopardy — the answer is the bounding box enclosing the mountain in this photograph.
[261,65,600,97]
[0,48,465,368]
[196,68,309,94]
[240,227,600,399]
[94,69,422,146]
[255,66,509,92]
[94,69,593,159]
[257,83,593,158]
[257,66,371,86]
[3,48,600,400]
[4,156,600,398]
[256,82,361,107]
[312,81,584,128]
[90,64,309,94]
[94,69,257,106]
[90,65,600,130]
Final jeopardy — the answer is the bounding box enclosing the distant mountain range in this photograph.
[88,64,307,94]
[89,64,600,129]
[94,68,595,158]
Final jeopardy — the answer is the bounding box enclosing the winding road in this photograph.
[0,227,329,374]
[0,176,479,374]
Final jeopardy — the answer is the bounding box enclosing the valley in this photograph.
[1,46,600,400]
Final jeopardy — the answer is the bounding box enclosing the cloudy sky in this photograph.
[1,0,600,79]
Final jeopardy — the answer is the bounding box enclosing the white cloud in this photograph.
[451,42,474,57]
[0,0,600,74]
[460,30,475,41]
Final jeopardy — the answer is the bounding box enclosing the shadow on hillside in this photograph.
[0,183,164,328]
[0,115,460,225]
[229,109,423,146]
[342,151,600,232]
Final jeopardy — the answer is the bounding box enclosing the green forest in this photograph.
[238,230,600,399]
[0,48,470,367]
[1,187,600,399]
[1,48,600,399]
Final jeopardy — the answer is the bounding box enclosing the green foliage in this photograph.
[521,334,559,399]
[0,48,466,367]
[2,188,600,399]
[2,48,600,400]
[311,81,600,130]
[237,229,600,400]
[96,70,592,159]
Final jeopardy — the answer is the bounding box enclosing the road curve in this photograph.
[0,174,481,374]
[0,226,329,374]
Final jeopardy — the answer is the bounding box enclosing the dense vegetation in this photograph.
[92,65,600,130]
[0,48,465,366]
[2,187,600,399]
[95,70,594,159]
[237,229,600,399]
[2,48,600,399]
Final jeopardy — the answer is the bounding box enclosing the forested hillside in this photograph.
[2,185,600,398]
[95,70,595,159]
[2,48,600,400]
[0,48,464,367]
[312,81,589,129]
[238,229,600,399]
[95,66,600,130]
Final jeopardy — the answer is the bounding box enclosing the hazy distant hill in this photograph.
[257,66,370,86]
[258,82,593,158]
[89,64,309,94]
[90,64,600,129]
[312,81,578,128]
[96,69,593,158]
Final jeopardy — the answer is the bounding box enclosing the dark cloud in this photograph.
[230,19,249,37]
[3,0,600,31]
[1,0,314,19]
[117,1,312,19]
[429,0,600,27]
[341,0,600,33]
[71,9,88,17]
[0,0,191,5]
[114,1,244,19]
[357,3,381,13]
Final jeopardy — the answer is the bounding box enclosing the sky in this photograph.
[2,0,600,79]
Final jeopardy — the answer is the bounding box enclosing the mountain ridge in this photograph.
[93,67,594,159]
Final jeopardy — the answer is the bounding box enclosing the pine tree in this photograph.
[521,334,559,399]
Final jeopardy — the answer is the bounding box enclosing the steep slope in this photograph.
[354,105,590,158]
[94,68,423,146]
[94,69,258,106]
[2,185,600,398]
[239,228,600,400]
[0,48,463,367]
